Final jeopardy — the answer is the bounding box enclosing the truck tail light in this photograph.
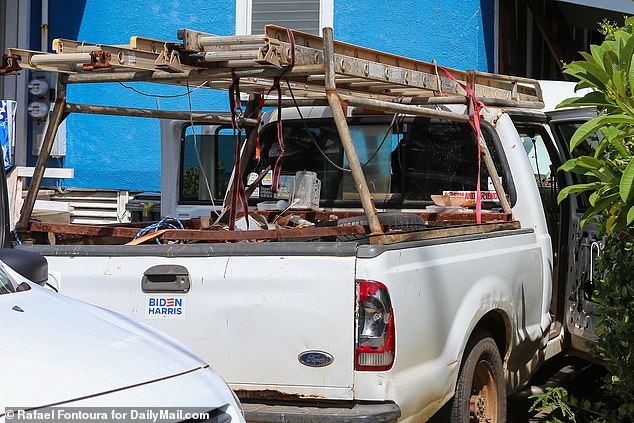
[355,280,395,371]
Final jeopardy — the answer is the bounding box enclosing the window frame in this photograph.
[178,124,237,205]
[235,0,334,36]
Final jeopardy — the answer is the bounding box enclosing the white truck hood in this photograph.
[0,282,208,409]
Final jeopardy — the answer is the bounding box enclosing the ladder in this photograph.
[1,25,540,238]
[3,25,543,107]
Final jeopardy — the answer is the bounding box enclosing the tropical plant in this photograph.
[554,17,634,422]
[556,17,634,234]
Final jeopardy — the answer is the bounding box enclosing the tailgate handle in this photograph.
[142,265,191,293]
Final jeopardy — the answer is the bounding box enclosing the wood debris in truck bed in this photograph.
[25,211,518,246]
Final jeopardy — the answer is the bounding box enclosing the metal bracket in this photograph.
[257,40,282,68]
[83,51,111,71]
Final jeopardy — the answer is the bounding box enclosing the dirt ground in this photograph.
[507,355,607,422]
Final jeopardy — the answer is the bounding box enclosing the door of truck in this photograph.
[510,108,598,355]
[546,108,600,352]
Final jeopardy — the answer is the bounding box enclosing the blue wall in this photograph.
[46,0,493,191]
[48,0,234,190]
[335,0,494,71]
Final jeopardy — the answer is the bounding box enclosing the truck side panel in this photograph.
[353,229,544,421]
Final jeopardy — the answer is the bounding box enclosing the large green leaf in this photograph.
[592,167,620,183]
[627,204,634,225]
[557,182,604,204]
[591,44,606,65]
[603,127,631,158]
[576,155,605,170]
[558,159,596,176]
[557,91,614,109]
[620,32,634,77]
[595,126,618,157]
[589,190,599,206]
[564,61,610,91]
[603,49,619,80]
[615,97,634,117]
[619,159,634,202]
[580,51,600,66]
[606,214,619,234]
[613,70,627,98]
[569,115,634,152]
[580,193,619,227]
[629,55,634,96]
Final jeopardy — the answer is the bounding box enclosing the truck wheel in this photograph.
[450,333,506,423]
[335,212,425,241]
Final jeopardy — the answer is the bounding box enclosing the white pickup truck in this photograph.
[8,81,600,422]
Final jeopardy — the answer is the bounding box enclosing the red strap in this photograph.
[228,74,250,230]
[286,29,296,67]
[254,91,265,160]
[267,77,285,193]
[264,29,295,193]
[439,67,486,224]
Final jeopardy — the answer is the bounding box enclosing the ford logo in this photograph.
[298,350,334,368]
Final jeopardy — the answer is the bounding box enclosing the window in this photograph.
[515,124,562,250]
[179,125,239,204]
[249,116,515,209]
[236,0,334,35]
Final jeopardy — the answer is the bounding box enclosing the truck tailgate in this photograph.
[27,244,357,400]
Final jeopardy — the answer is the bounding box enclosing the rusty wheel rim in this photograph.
[469,359,498,423]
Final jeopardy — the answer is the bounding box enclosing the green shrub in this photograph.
[554,16,634,423]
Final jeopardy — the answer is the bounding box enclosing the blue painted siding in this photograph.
[335,0,494,71]
[45,0,494,191]
[48,0,234,190]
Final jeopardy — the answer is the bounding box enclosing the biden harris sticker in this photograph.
[146,297,185,319]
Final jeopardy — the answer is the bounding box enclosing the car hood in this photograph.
[0,282,208,409]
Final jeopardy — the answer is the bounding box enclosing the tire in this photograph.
[450,332,506,423]
[335,212,426,242]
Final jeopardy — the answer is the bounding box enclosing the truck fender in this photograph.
[438,276,515,404]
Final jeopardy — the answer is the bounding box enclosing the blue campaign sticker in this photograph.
[146,297,185,319]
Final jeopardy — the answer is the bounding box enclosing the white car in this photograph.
[0,249,244,423]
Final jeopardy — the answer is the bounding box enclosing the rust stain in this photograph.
[234,389,327,401]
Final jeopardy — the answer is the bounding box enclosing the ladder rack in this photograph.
[2,25,534,240]
[2,25,543,108]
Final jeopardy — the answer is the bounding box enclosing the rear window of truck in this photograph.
[251,115,515,209]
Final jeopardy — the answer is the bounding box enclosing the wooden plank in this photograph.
[30,221,140,238]
[126,229,169,245]
[154,225,368,241]
[370,221,521,245]
[28,221,368,241]
[323,28,382,235]
[29,219,520,244]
